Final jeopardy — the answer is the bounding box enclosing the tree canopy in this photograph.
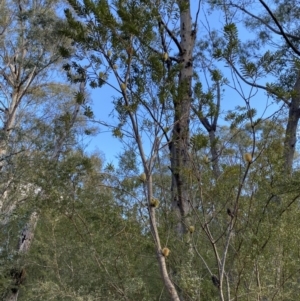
[1,0,300,300]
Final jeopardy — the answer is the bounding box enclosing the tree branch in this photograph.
[158,18,183,53]
[230,3,300,41]
[258,0,300,56]
[227,59,290,105]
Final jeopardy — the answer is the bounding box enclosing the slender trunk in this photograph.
[168,5,196,299]
[209,130,221,178]
[121,74,181,300]
[283,72,300,174]
[170,0,195,235]
[0,68,36,215]
[191,104,221,179]
[0,93,22,170]
[147,176,180,301]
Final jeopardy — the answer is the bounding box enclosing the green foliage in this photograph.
[190,133,209,151]
[15,150,166,301]
[83,106,94,118]
[225,106,257,129]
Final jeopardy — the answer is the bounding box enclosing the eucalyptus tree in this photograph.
[0,0,68,222]
[0,0,91,299]
[1,81,89,301]
[0,0,64,167]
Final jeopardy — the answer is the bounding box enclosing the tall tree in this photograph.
[61,0,200,299]
[0,1,91,299]
[168,0,196,236]
[2,82,87,300]
[0,0,65,169]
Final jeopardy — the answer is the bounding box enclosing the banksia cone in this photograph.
[188,226,195,233]
[243,153,252,163]
[139,173,146,182]
[150,198,159,208]
[162,247,170,257]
